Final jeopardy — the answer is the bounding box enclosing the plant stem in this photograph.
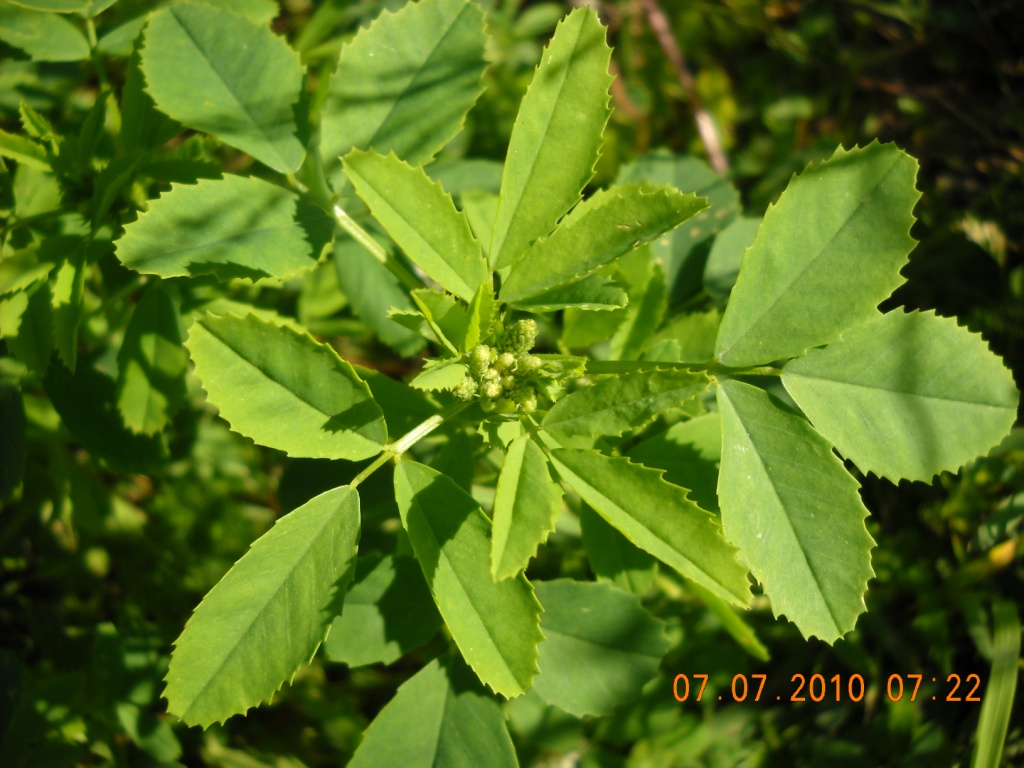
[330,204,422,293]
[584,359,783,377]
[350,399,473,488]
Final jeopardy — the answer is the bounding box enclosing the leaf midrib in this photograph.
[785,371,1015,410]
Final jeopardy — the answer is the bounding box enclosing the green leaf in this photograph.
[333,237,426,357]
[6,0,89,11]
[321,0,487,177]
[0,129,49,170]
[116,285,187,435]
[548,449,750,605]
[141,3,305,173]
[578,504,656,596]
[410,359,469,392]
[542,369,710,440]
[0,4,90,61]
[685,580,770,662]
[0,250,54,297]
[971,600,1021,768]
[628,413,721,513]
[393,461,543,697]
[782,310,1019,482]
[510,274,627,313]
[164,485,360,727]
[649,309,721,364]
[116,175,332,282]
[347,656,518,768]
[715,142,920,367]
[45,360,167,473]
[0,383,26,500]
[703,215,760,302]
[617,151,741,300]
[532,580,670,717]
[120,44,181,156]
[0,281,53,374]
[500,185,706,301]
[354,364,436,439]
[324,555,442,668]
[609,250,667,361]
[489,7,613,269]
[185,313,387,460]
[716,379,875,641]
[343,150,488,303]
[51,245,87,371]
[491,433,564,580]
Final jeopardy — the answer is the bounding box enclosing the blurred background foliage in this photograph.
[1,0,1022,765]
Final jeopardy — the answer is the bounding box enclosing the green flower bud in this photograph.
[519,354,541,373]
[501,375,516,390]
[482,381,503,399]
[470,345,491,376]
[494,352,517,372]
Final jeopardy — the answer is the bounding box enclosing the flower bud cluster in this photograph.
[455,319,541,414]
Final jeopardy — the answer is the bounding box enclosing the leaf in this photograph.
[703,215,760,302]
[0,4,90,61]
[971,600,1021,768]
[410,359,468,392]
[393,461,543,697]
[354,364,436,438]
[628,413,721,513]
[410,289,463,354]
[116,285,187,435]
[542,369,710,440]
[51,244,87,371]
[578,504,656,596]
[489,7,613,269]
[324,554,442,668]
[0,129,49,170]
[617,151,741,300]
[715,142,920,367]
[347,656,518,768]
[45,359,167,474]
[321,0,487,179]
[6,0,90,11]
[649,309,721,364]
[164,485,360,727]
[0,250,54,297]
[532,579,670,717]
[333,237,426,357]
[716,379,875,641]
[185,313,387,460]
[491,433,564,580]
[1,281,53,374]
[343,150,488,302]
[510,274,627,313]
[141,3,305,173]
[782,310,1019,482]
[116,175,332,282]
[500,185,706,301]
[120,44,181,156]
[609,250,667,361]
[0,383,26,500]
[548,449,750,605]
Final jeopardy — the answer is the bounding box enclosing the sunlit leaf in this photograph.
[542,369,709,440]
[394,461,543,697]
[490,7,613,268]
[715,142,920,367]
[185,313,387,459]
[716,379,875,641]
[141,3,305,172]
[782,310,1019,482]
[165,485,360,726]
[343,149,488,302]
[491,433,564,580]
[548,449,750,605]
[116,176,332,282]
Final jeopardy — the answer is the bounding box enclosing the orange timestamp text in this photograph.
[672,673,983,704]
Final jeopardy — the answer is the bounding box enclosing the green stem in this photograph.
[87,274,148,320]
[350,399,473,489]
[583,359,783,377]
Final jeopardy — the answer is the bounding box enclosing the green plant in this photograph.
[0,0,1019,764]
